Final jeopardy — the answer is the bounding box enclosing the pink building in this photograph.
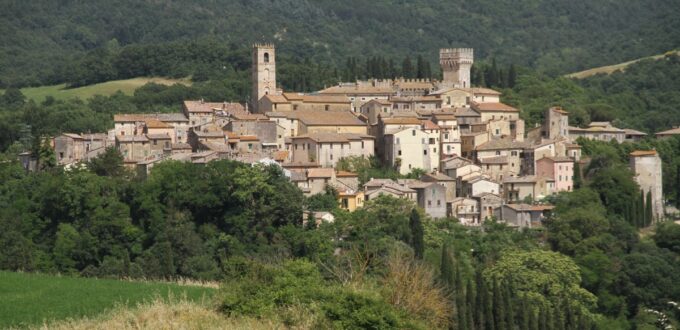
[536,156,574,192]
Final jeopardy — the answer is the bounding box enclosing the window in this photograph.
[248,143,253,150]
[263,52,270,63]
[409,164,412,169]
[361,141,364,148]
[398,150,402,156]
[424,150,428,155]
[428,200,432,206]
[293,105,298,111]
[325,105,330,111]
[445,133,449,139]
[412,130,416,136]
[447,146,451,152]
[434,148,437,153]
[496,151,501,156]
[495,129,500,135]
[153,140,157,145]
[330,154,333,160]
[429,138,435,144]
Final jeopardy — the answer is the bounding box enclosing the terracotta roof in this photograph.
[183,100,221,113]
[292,132,365,143]
[231,113,268,121]
[307,168,334,178]
[630,150,658,157]
[239,135,259,141]
[145,119,172,129]
[381,117,422,125]
[336,170,358,178]
[263,94,290,104]
[293,111,365,126]
[589,121,612,127]
[421,120,440,130]
[655,127,680,136]
[471,102,518,112]
[395,80,435,89]
[569,125,624,133]
[390,95,440,102]
[422,172,455,181]
[114,113,189,122]
[273,150,289,161]
[503,176,542,184]
[283,93,304,101]
[454,107,481,117]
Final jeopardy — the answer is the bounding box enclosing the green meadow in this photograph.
[0,271,216,328]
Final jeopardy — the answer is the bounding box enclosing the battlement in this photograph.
[252,43,275,49]
[439,48,474,63]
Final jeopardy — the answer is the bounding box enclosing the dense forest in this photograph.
[1,136,680,328]
[2,0,680,87]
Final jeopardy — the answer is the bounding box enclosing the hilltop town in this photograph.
[39,44,668,227]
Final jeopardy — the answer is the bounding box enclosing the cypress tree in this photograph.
[416,55,425,79]
[553,303,564,330]
[493,278,506,330]
[543,305,552,330]
[466,279,476,330]
[676,164,680,209]
[518,297,530,330]
[529,306,539,330]
[504,279,515,330]
[573,162,582,190]
[638,191,646,228]
[440,241,454,287]
[508,64,517,88]
[646,190,654,225]
[402,56,414,78]
[475,272,487,330]
[409,208,424,259]
[487,59,499,87]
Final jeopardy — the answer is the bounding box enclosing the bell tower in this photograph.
[440,48,474,88]
[251,43,276,112]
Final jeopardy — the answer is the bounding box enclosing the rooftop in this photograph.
[293,111,365,126]
[471,102,518,112]
[630,150,658,157]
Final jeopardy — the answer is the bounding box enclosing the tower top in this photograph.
[439,48,474,64]
[253,43,275,49]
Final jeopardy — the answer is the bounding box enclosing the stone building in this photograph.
[536,156,574,192]
[630,150,664,220]
[439,48,473,88]
[543,106,570,140]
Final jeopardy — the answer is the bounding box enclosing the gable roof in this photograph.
[471,102,518,112]
[655,127,680,136]
[307,168,334,178]
[293,111,365,126]
[630,150,658,157]
[381,117,422,125]
[476,138,528,151]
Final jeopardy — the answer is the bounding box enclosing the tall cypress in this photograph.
[504,279,515,330]
[676,165,680,208]
[409,208,424,259]
[475,272,487,330]
[466,279,476,330]
[402,56,414,78]
[440,241,454,287]
[573,161,582,190]
[529,306,539,330]
[646,190,654,226]
[508,64,517,88]
[518,297,530,330]
[638,191,646,228]
[493,278,506,330]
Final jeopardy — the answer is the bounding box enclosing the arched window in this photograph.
[264,52,270,63]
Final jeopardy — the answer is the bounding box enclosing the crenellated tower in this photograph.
[251,43,276,112]
[440,48,474,88]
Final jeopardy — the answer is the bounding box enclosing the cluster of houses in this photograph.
[45,44,668,228]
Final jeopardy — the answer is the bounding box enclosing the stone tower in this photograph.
[543,106,570,140]
[251,43,276,112]
[440,48,474,88]
[630,150,664,220]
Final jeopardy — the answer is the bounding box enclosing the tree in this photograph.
[402,56,414,79]
[87,147,125,176]
[409,208,424,259]
[38,137,56,170]
[484,250,598,323]
[645,190,653,226]
[507,64,517,88]
[573,161,582,189]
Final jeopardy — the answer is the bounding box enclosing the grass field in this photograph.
[1,77,191,102]
[566,50,680,79]
[0,271,216,328]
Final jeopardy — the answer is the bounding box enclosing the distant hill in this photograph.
[566,50,680,79]
[1,0,679,87]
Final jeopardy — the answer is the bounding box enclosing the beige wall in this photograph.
[385,129,431,174]
[480,111,519,123]
[300,124,368,135]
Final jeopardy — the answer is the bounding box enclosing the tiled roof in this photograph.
[381,117,422,125]
[454,107,481,117]
[569,125,624,133]
[146,133,171,140]
[61,133,83,139]
[471,87,502,95]
[390,95,440,102]
[624,128,647,136]
[283,93,305,101]
[114,113,189,122]
[307,168,334,178]
[239,135,259,141]
[273,150,289,161]
[505,203,555,212]
[471,102,518,112]
[301,95,351,103]
[294,111,365,126]
[538,156,573,162]
[630,150,658,157]
[655,127,680,136]
[263,94,290,104]
[550,106,569,115]
[183,100,221,113]
[422,172,455,181]
[476,138,528,151]
[421,120,440,130]
[336,170,358,177]
[145,119,172,129]
[503,176,541,184]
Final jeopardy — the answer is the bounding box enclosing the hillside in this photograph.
[566,50,680,79]
[0,271,215,328]
[2,0,680,87]
[1,77,191,102]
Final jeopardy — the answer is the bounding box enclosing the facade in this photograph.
[474,192,503,220]
[384,128,431,175]
[543,107,570,140]
[569,122,626,143]
[289,132,374,168]
[502,176,554,202]
[410,181,448,218]
[496,204,554,228]
[629,150,664,220]
[535,156,574,192]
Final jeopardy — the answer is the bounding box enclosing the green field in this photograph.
[1,77,191,102]
[0,271,216,328]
